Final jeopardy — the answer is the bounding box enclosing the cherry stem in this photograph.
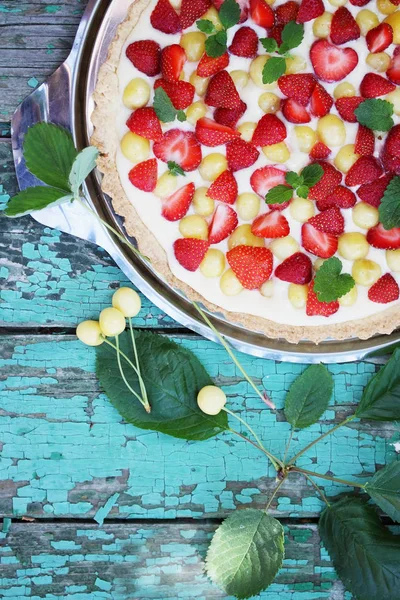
[114,335,147,409]
[265,477,286,512]
[128,318,150,413]
[292,467,366,489]
[282,430,293,464]
[301,473,331,507]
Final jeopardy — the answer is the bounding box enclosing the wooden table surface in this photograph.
[0,2,398,599]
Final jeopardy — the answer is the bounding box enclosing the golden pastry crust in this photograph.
[91,0,400,344]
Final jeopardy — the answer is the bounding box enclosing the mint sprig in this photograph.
[266,164,323,204]
[314,257,356,303]
[153,87,186,123]
[379,175,400,230]
[355,99,394,132]
[197,0,241,58]
[261,21,304,84]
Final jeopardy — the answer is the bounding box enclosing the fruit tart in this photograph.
[92,0,400,343]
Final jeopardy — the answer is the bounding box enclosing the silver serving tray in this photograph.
[11,0,400,363]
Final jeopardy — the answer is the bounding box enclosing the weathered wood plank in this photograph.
[0,334,398,520]
[0,521,350,599]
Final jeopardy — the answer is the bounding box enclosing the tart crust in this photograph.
[91,0,400,344]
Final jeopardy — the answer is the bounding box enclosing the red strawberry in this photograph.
[387,47,400,85]
[269,24,284,45]
[355,125,375,156]
[275,1,299,24]
[214,101,247,128]
[310,142,331,160]
[275,252,313,284]
[151,0,182,34]
[335,96,364,122]
[128,159,158,192]
[213,0,250,22]
[308,161,342,202]
[345,156,383,186]
[161,45,186,82]
[281,98,311,123]
[278,74,316,106]
[349,0,371,5]
[153,129,202,172]
[154,79,195,109]
[126,108,163,142]
[368,273,400,303]
[310,40,358,82]
[226,138,260,172]
[381,151,400,176]
[229,27,259,58]
[360,73,396,98]
[197,53,230,78]
[126,41,161,77]
[367,224,400,249]
[306,282,340,317]
[195,117,240,147]
[180,0,211,29]
[367,23,393,53]
[249,0,275,28]
[174,238,209,271]
[357,175,393,207]
[251,166,287,198]
[227,245,274,289]
[207,170,238,204]
[296,0,324,23]
[161,183,195,221]
[208,204,238,244]
[252,114,287,147]
[205,71,242,109]
[309,206,345,235]
[301,222,339,258]
[385,124,400,157]
[330,7,360,45]
[251,211,290,238]
[310,83,333,117]
[317,185,356,211]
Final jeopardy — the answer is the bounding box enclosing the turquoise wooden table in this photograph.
[0,2,399,599]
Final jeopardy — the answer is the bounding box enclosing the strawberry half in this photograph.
[207,170,238,204]
[281,98,311,123]
[345,156,383,186]
[296,0,324,23]
[151,0,182,34]
[226,138,260,172]
[174,238,209,272]
[161,44,186,82]
[252,114,287,146]
[309,206,345,235]
[360,73,396,98]
[227,245,274,289]
[355,125,375,156]
[249,0,275,28]
[229,27,259,58]
[205,71,242,109]
[310,83,333,117]
[317,185,356,211]
[301,222,338,258]
[278,74,316,106]
[275,1,299,24]
[180,0,211,29]
[306,281,340,317]
[310,40,358,82]
[387,47,400,85]
[195,117,240,147]
[330,7,360,45]
[208,204,238,244]
[154,79,195,109]
[251,166,287,198]
[251,211,290,238]
[366,23,393,53]
[153,129,202,172]
[367,224,400,249]
[275,252,313,284]
[129,159,158,192]
[197,53,230,78]
[308,161,343,202]
[126,108,163,142]
[357,175,393,207]
[310,142,331,160]
[162,183,195,221]
[126,41,161,77]
[214,101,247,128]
[368,273,400,303]
[335,96,364,122]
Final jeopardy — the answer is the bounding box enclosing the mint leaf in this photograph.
[218,0,241,30]
[296,185,309,199]
[153,87,181,123]
[284,365,333,429]
[355,348,400,421]
[285,172,303,188]
[168,161,185,177]
[265,185,293,204]
[24,122,78,192]
[216,30,228,45]
[301,163,324,187]
[365,461,400,523]
[177,110,187,122]
[69,146,99,197]
[261,37,279,53]
[206,509,284,599]
[280,21,304,52]
[379,175,400,230]
[314,257,355,302]
[197,19,216,34]
[355,99,394,132]
[262,56,286,84]
[205,33,227,57]
[4,186,73,218]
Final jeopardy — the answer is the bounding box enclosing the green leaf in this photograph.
[196,19,216,34]
[313,257,355,303]
[261,37,279,53]
[301,163,324,187]
[168,161,185,177]
[153,87,180,123]
[379,175,400,230]
[24,122,78,192]
[177,110,187,122]
[355,98,394,132]
[285,171,303,188]
[280,21,304,52]
[284,365,333,429]
[356,348,400,421]
[206,509,284,599]
[219,0,241,30]
[365,461,400,523]
[319,497,400,600]
[205,34,227,57]
[262,56,287,84]
[4,186,73,218]
[296,185,309,199]
[215,30,228,46]
[265,185,293,204]
[69,146,99,197]
[96,330,228,441]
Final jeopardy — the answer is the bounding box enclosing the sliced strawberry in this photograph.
[180,0,211,29]
[301,222,339,258]
[154,79,195,109]
[227,245,274,289]
[205,71,242,109]
[360,73,396,98]
[278,74,316,106]
[281,98,311,124]
[308,161,342,202]
[251,211,290,238]
[309,206,345,235]
[310,142,331,160]
[162,183,195,221]
[251,166,287,198]
[126,108,163,142]
[195,117,240,147]
[252,114,287,146]
[153,129,202,172]
[275,252,313,284]
[317,185,356,211]
[174,238,209,272]
[161,45,186,82]
[355,125,375,156]
[385,124,400,157]
[306,281,339,317]
[126,41,161,77]
[310,83,333,117]
[275,1,299,24]
[214,101,247,128]
[387,47,400,85]
[213,0,250,22]
[197,53,230,78]
[229,27,259,58]
[249,0,275,28]
[207,170,238,204]
[151,0,182,34]
[269,24,284,45]
[345,156,383,187]
[310,40,358,82]
[297,0,324,22]
[128,159,158,192]
[366,23,393,53]
[226,138,260,172]
[357,175,393,207]
[367,224,400,249]
[208,204,238,244]
[335,96,364,123]
[368,273,400,303]
[330,7,360,45]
